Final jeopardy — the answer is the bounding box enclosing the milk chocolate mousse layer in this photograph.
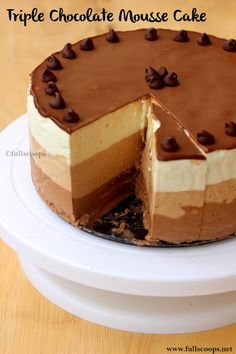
[31,155,136,225]
[29,28,236,244]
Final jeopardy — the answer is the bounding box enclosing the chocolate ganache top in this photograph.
[153,104,205,161]
[30,28,236,157]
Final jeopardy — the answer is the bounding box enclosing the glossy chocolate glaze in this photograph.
[31,28,236,156]
[153,104,205,161]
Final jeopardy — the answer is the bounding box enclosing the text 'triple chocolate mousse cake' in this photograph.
[28,28,236,244]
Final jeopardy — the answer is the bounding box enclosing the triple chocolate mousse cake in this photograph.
[28,28,236,244]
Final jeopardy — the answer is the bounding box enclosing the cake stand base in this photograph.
[1,115,236,334]
[20,257,236,334]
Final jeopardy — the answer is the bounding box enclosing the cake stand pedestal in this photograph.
[1,115,236,334]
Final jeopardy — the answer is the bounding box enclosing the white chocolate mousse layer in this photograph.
[28,94,150,166]
[28,94,150,200]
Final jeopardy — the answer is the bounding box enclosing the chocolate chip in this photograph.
[44,81,58,96]
[197,131,215,145]
[174,30,189,43]
[161,137,179,152]
[42,69,57,83]
[80,38,94,51]
[49,92,66,109]
[106,29,119,43]
[223,39,236,52]
[164,72,179,87]
[47,55,62,70]
[157,66,168,79]
[63,108,80,123]
[198,33,211,46]
[149,77,164,89]
[225,121,236,136]
[62,43,77,59]
[145,66,159,82]
[145,28,158,41]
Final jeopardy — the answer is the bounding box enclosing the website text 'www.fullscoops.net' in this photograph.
[166,345,233,353]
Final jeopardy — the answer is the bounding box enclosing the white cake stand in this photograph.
[1,115,236,334]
